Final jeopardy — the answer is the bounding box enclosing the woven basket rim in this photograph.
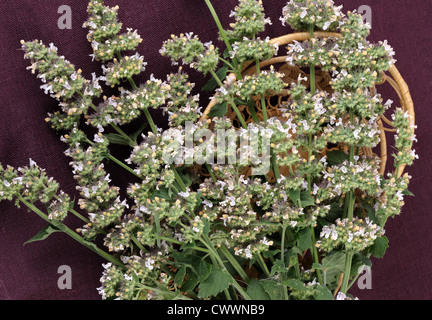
[200,31,415,178]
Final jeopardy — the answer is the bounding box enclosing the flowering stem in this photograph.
[77,91,135,147]
[121,68,188,193]
[308,24,316,95]
[218,57,242,80]
[203,0,242,74]
[17,194,125,269]
[256,59,268,122]
[173,168,187,192]
[210,70,248,129]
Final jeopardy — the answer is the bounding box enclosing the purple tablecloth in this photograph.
[0,0,431,300]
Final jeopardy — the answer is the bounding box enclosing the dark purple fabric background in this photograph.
[0,0,431,300]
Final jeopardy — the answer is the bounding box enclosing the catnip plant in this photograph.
[0,0,416,300]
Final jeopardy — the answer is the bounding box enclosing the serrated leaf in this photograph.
[315,285,334,300]
[208,102,228,118]
[261,279,284,300]
[24,225,61,245]
[270,259,287,276]
[297,228,312,251]
[300,191,316,208]
[370,236,389,259]
[283,278,306,291]
[356,252,372,268]
[321,251,346,285]
[194,261,212,282]
[246,279,270,300]
[198,268,233,298]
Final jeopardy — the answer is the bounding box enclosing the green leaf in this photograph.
[181,272,199,292]
[246,279,270,300]
[198,268,233,298]
[315,285,334,300]
[202,219,211,236]
[370,236,389,259]
[297,228,312,251]
[326,150,349,166]
[300,191,316,208]
[363,204,379,225]
[194,260,212,282]
[270,259,287,276]
[261,279,284,300]
[176,168,194,188]
[223,48,231,59]
[262,249,280,259]
[202,66,229,92]
[174,266,188,287]
[321,251,346,285]
[283,278,306,291]
[350,253,372,278]
[152,186,175,201]
[288,189,301,206]
[106,133,132,146]
[356,252,372,268]
[24,224,61,245]
[208,102,228,118]
[402,188,414,197]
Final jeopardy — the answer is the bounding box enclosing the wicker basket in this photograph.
[200,32,415,180]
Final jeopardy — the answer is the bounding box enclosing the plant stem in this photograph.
[257,253,271,278]
[218,57,242,80]
[210,70,248,129]
[310,227,323,284]
[280,225,287,266]
[309,24,316,95]
[18,195,125,269]
[123,70,189,193]
[271,151,280,181]
[155,236,210,253]
[220,244,251,284]
[203,0,242,74]
[78,91,135,147]
[200,236,251,300]
[255,59,269,122]
[341,252,354,293]
[105,153,141,179]
[247,101,259,123]
[173,167,187,192]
